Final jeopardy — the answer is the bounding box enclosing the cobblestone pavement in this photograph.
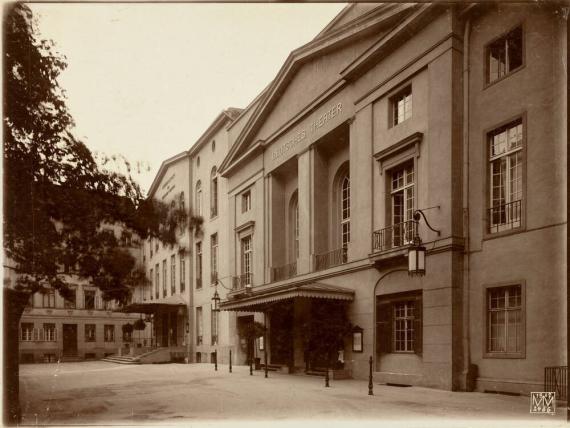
[19,361,566,427]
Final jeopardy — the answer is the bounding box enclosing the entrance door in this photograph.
[269,303,293,366]
[62,324,78,356]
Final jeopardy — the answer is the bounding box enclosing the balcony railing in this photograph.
[211,271,218,285]
[545,366,567,401]
[372,220,417,253]
[271,262,297,282]
[232,273,252,291]
[314,247,347,272]
[488,199,522,234]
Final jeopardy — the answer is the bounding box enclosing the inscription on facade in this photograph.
[271,102,343,161]
[161,173,176,200]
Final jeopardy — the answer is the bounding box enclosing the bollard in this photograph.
[229,349,232,373]
[325,360,330,388]
[250,357,253,376]
[214,350,218,371]
[368,356,374,396]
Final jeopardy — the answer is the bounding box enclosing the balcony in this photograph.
[372,220,417,253]
[488,200,522,234]
[271,262,297,282]
[314,247,347,272]
[232,273,252,291]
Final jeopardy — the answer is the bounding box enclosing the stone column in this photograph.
[297,148,312,274]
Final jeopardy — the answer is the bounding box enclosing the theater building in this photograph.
[216,2,566,395]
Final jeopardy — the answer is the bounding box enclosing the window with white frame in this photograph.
[42,290,55,308]
[390,162,415,247]
[210,233,218,284]
[196,242,202,289]
[104,324,115,342]
[340,174,350,249]
[392,86,412,126]
[180,252,186,292]
[487,285,523,355]
[195,181,202,216]
[488,119,523,233]
[196,307,203,345]
[43,323,56,342]
[210,167,218,218]
[376,292,422,355]
[241,235,252,286]
[21,323,34,341]
[393,301,415,352]
[290,192,299,261]
[242,190,252,213]
[486,26,523,84]
[171,254,176,295]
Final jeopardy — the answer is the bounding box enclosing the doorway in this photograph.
[269,302,293,366]
[62,324,77,356]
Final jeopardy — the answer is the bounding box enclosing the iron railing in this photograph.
[544,366,567,401]
[271,262,297,282]
[488,199,522,234]
[372,220,417,252]
[232,273,252,291]
[314,247,347,271]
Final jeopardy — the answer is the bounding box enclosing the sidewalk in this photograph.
[19,361,567,427]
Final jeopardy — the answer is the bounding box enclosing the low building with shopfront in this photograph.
[217,2,567,395]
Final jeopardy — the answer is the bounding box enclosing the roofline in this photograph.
[312,3,355,40]
[187,109,239,158]
[147,151,189,198]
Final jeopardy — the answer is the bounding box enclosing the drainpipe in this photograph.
[462,17,472,391]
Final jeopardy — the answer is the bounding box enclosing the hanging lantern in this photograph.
[408,235,426,277]
[211,290,220,312]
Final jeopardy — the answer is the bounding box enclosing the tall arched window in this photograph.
[195,181,202,216]
[340,171,350,249]
[289,191,299,261]
[210,166,218,218]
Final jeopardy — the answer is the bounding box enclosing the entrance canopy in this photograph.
[118,295,187,314]
[219,282,354,312]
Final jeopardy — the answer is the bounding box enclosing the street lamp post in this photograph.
[211,289,220,372]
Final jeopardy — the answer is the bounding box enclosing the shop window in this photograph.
[376,292,422,355]
[486,284,524,357]
[486,26,523,84]
[488,118,524,234]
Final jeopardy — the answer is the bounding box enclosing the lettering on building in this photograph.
[271,102,343,161]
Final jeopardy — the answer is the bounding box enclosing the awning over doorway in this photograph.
[219,282,354,312]
[117,295,188,314]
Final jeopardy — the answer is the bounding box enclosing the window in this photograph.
[43,323,56,341]
[211,309,219,345]
[340,174,350,248]
[150,268,154,300]
[486,285,523,356]
[21,323,34,341]
[290,192,299,260]
[150,238,153,257]
[180,252,186,292]
[392,86,412,126]
[242,190,252,213]
[162,259,167,298]
[196,307,203,345]
[210,167,218,218]
[103,300,113,311]
[197,156,200,168]
[104,325,115,342]
[155,264,159,299]
[64,289,76,309]
[241,236,252,286]
[376,293,422,355]
[85,324,96,342]
[210,233,218,284]
[486,26,523,84]
[42,290,55,308]
[488,119,523,233]
[171,255,176,295]
[84,290,95,310]
[390,162,416,247]
[195,181,202,216]
[196,242,202,289]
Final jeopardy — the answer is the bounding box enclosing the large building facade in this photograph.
[87,3,565,396]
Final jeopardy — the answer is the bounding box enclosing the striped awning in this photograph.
[219,282,354,312]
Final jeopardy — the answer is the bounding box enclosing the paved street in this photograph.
[20,361,566,427]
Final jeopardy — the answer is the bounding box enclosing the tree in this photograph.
[3,4,201,423]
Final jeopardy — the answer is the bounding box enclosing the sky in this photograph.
[30,3,346,194]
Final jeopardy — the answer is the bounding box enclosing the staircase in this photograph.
[102,347,179,364]
[101,354,141,365]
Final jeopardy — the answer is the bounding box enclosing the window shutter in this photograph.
[414,298,423,355]
[376,302,392,354]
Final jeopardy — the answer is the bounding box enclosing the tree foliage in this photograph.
[3,3,200,304]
